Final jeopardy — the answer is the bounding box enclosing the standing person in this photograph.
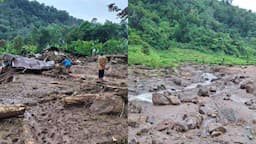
[62,56,72,73]
[97,52,107,81]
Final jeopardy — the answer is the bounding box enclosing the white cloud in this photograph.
[232,0,256,12]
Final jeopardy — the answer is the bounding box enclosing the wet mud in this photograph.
[129,63,256,144]
[0,60,128,144]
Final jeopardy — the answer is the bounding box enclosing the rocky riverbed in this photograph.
[128,63,256,144]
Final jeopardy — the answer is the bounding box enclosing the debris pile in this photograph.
[0,48,128,144]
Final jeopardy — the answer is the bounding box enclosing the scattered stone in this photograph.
[252,119,256,124]
[223,96,230,101]
[152,93,170,105]
[128,101,142,113]
[136,128,150,136]
[180,96,199,104]
[155,119,174,131]
[232,76,241,84]
[184,113,203,129]
[198,88,209,97]
[249,105,256,110]
[240,81,254,94]
[199,105,217,116]
[172,121,188,132]
[128,114,148,128]
[209,86,217,92]
[208,123,226,137]
[245,100,253,106]
[173,78,182,86]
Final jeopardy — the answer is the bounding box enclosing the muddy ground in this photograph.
[128,63,256,144]
[0,58,128,144]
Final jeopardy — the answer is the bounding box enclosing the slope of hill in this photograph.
[0,0,127,55]
[0,0,82,40]
[129,0,256,66]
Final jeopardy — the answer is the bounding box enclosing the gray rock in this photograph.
[152,93,170,105]
[198,88,210,97]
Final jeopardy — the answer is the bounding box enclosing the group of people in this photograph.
[61,51,108,82]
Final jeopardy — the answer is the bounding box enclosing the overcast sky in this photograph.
[33,0,127,23]
[232,0,256,12]
[32,0,255,23]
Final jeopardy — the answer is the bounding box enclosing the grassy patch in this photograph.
[128,45,256,68]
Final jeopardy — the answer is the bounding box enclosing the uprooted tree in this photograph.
[108,3,128,21]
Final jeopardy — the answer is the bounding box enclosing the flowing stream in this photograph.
[129,73,218,103]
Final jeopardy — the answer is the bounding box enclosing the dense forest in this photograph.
[0,0,127,55]
[129,0,256,59]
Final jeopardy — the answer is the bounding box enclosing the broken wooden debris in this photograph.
[0,104,26,119]
[2,54,54,70]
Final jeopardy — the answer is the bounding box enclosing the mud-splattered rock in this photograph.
[173,78,182,86]
[155,119,174,131]
[128,114,148,128]
[223,96,230,101]
[198,88,209,97]
[232,76,241,84]
[180,96,199,104]
[172,121,188,132]
[149,84,166,92]
[208,123,226,137]
[209,86,217,92]
[199,105,217,117]
[128,101,142,113]
[245,100,253,106]
[240,81,254,94]
[249,105,256,110]
[167,96,181,105]
[152,93,170,105]
[89,95,123,115]
[184,113,203,129]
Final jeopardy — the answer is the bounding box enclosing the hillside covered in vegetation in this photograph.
[0,0,127,55]
[129,0,256,67]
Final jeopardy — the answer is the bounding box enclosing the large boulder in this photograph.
[89,95,124,115]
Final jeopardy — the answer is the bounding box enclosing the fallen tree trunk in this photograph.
[0,104,25,119]
[63,94,97,107]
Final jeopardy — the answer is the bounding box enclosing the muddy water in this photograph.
[128,63,256,144]
[129,72,218,103]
